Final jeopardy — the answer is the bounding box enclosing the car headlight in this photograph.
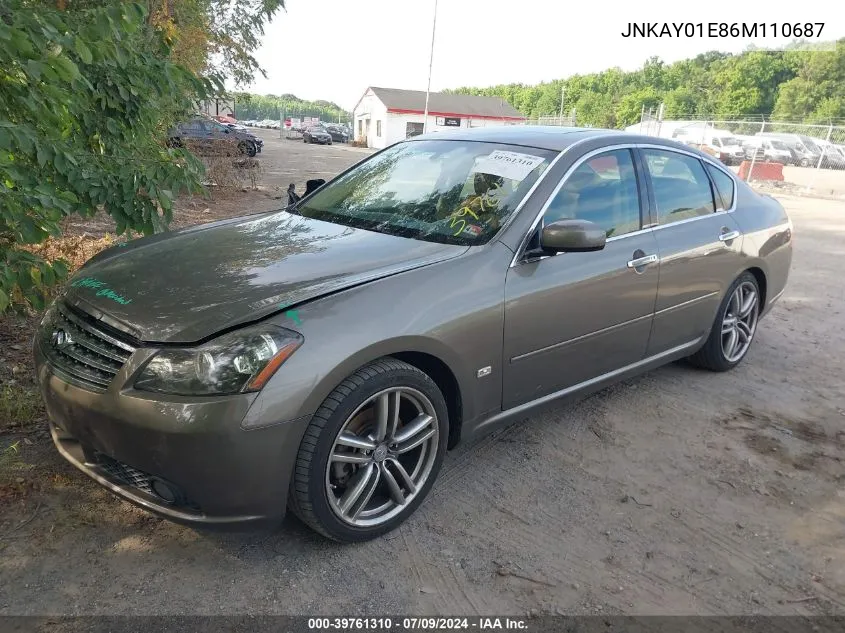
[134,324,303,396]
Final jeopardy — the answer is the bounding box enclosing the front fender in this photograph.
[242,243,513,433]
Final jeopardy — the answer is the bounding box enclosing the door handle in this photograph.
[627,254,658,268]
[719,230,741,242]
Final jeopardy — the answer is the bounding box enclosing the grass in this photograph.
[0,438,36,506]
[0,384,43,433]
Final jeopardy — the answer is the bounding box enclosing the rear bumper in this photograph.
[35,342,310,530]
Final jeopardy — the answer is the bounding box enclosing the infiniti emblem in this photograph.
[372,445,388,462]
[51,329,73,349]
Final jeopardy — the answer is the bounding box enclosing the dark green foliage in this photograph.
[0,2,219,312]
[233,92,350,122]
[448,40,845,128]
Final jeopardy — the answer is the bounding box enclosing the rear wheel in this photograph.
[687,272,760,372]
[289,358,448,542]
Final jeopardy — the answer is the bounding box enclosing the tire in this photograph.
[289,358,448,542]
[327,140,333,146]
[304,136,308,143]
[687,272,761,372]
[800,157,810,167]
[239,141,256,157]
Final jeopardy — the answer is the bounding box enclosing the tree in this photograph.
[1,1,286,313]
[231,92,349,122]
[0,3,216,312]
[148,0,286,86]
[774,39,845,121]
[448,39,844,129]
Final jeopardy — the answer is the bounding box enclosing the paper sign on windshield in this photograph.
[474,150,545,181]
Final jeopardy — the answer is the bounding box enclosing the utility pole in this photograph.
[559,86,565,120]
[422,0,438,134]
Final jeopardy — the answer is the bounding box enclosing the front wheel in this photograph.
[687,272,760,372]
[289,358,448,542]
[239,141,257,157]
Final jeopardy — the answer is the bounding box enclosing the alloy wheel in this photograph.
[325,387,439,527]
[721,281,759,363]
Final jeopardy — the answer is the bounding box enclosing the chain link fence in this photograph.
[633,110,845,198]
[522,111,577,127]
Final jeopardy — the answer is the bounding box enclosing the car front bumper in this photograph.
[34,341,310,530]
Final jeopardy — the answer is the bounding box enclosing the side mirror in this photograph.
[540,219,606,253]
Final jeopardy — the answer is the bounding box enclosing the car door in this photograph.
[502,147,659,409]
[639,147,744,356]
[187,119,214,154]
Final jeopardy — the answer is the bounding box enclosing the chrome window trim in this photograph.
[509,141,740,268]
[651,209,731,232]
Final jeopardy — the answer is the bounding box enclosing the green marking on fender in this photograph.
[284,310,301,325]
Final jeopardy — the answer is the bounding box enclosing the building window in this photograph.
[376,120,382,137]
[358,120,363,136]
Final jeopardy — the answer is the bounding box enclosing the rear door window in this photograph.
[705,164,735,210]
[642,150,716,224]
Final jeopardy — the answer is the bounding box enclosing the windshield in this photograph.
[290,140,557,246]
[769,140,789,151]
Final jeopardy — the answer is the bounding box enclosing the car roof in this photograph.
[407,125,716,157]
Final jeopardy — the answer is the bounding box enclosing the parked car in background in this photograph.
[674,129,745,165]
[815,140,845,170]
[737,136,792,164]
[756,133,822,167]
[225,122,248,132]
[36,127,792,542]
[168,117,263,157]
[303,125,333,144]
[325,124,350,143]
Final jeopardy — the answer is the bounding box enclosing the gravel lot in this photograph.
[1,131,844,616]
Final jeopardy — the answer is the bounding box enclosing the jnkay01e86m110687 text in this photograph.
[621,22,826,38]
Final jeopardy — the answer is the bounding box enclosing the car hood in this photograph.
[64,211,467,344]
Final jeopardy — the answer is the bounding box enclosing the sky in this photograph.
[238,0,844,111]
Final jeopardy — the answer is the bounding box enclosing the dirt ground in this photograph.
[1,131,844,616]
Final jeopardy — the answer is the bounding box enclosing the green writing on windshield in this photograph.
[71,277,133,305]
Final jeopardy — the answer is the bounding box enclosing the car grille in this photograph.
[41,303,136,391]
[94,453,199,509]
[97,453,155,495]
